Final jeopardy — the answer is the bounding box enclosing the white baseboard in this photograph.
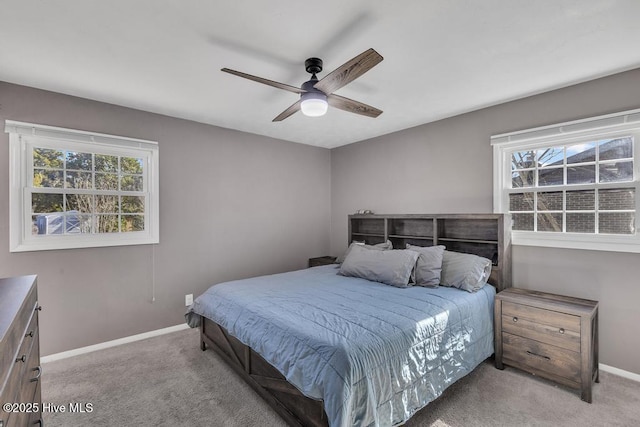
[599,363,640,382]
[41,323,191,364]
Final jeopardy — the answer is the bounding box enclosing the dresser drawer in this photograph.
[503,332,580,384]
[18,329,41,404]
[0,286,37,383]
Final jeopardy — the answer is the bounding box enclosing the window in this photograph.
[6,121,159,252]
[492,109,640,253]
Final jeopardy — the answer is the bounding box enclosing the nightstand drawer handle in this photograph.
[559,328,565,334]
[16,354,27,363]
[26,330,35,338]
[512,317,518,323]
[526,350,551,361]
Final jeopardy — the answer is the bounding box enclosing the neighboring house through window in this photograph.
[492,109,640,253]
[5,121,159,252]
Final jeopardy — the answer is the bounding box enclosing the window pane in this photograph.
[509,193,534,211]
[96,195,119,213]
[512,213,534,231]
[121,196,144,213]
[121,175,143,191]
[95,154,118,172]
[599,212,635,234]
[65,194,93,213]
[63,213,92,234]
[566,142,596,163]
[32,193,63,214]
[122,157,143,174]
[566,213,595,233]
[538,167,563,186]
[34,169,63,188]
[96,215,119,233]
[599,161,633,183]
[537,213,563,232]
[121,215,144,232]
[95,173,119,190]
[512,170,534,188]
[31,216,39,235]
[66,151,93,170]
[599,188,635,210]
[537,191,563,211]
[537,147,564,167]
[34,212,71,235]
[34,148,64,168]
[66,171,93,189]
[566,190,595,210]
[512,151,536,170]
[599,137,632,161]
[567,165,595,184]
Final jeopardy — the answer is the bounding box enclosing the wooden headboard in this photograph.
[348,213,512,291]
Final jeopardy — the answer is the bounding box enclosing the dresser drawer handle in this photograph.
[558,328,565,334]
[36,305,42,311]
[16,354,27,363]
[526,350,551,361]
[26,330,35,338]
[31,365,42,382]
[512,317,518,322]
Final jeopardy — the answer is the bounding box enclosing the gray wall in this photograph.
[0,82,332,356]
[330,68,640,375]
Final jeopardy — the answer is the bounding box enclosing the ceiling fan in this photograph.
[221,48,383,121]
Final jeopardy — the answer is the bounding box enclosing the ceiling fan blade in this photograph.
[221,68,304,94]
[327,94,382,118]
[313,48,383,95]
[272,100,302,122]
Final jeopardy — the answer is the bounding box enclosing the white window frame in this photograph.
[6,120,159,252]
[492,108,640,253]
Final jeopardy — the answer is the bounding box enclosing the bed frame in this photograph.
[200,213,511,426]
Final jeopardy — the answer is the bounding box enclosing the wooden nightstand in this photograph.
[308,256,337,268]
[494,288,599,402]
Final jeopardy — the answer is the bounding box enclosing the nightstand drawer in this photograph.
[502,301,580,331]
[503,333,580,384]
[501,313,580,352]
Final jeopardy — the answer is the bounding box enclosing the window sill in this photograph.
[512,231,640,253]
[10,233,159,253]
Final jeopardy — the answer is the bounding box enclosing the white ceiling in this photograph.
[1,1,640,149]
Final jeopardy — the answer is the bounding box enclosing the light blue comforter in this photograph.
[186,265,495,427]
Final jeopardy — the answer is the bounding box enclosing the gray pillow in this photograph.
[339,245,419,288]
[336,240,393,264]
[440,250,492,292]
[405,244,445,287]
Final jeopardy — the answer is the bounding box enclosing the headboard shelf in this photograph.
[348,213,512,291]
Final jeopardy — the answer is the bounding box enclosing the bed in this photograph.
[186,214,511,427]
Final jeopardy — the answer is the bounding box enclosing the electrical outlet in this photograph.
[185,294,193,306]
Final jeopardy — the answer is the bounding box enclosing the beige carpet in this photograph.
[41,328,640,426]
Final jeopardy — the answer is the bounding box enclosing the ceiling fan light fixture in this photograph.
[300,91,328,117]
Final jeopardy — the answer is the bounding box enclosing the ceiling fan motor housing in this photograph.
[305,57,323,75]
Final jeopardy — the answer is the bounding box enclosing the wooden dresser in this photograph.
[0,275,42,427]
[494,288,598,402]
